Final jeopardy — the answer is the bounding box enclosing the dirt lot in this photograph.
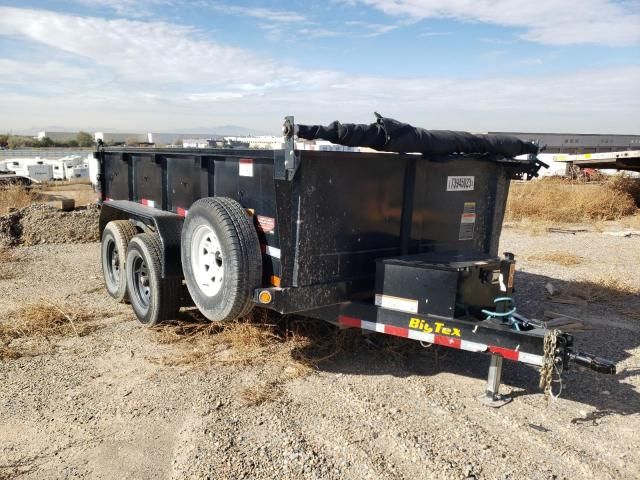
[1,226,639,479]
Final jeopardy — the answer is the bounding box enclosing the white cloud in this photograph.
[207,3,307,23]
[345,0,640,46]
[74,0,172,17]
[0,6,638,133]
[0,59,91,86]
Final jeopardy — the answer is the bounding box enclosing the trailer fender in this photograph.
[99,200,184,279]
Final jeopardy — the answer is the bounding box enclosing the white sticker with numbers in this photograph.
[447,176,474,191]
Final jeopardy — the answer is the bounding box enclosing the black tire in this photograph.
[181,197,262,322]
[125,233,181,326]
[101,220,138,302]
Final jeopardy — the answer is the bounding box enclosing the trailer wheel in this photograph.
[101,220,138,302]
[125,233,181,326]
[181,197,262,322]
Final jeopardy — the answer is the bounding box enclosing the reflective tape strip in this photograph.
[460,339,487,353]
[176,207,188,217]
[141,198,155,208]
[361,320,384,333]
[407,329,435,344]
[517,351,544,367]
[338,315,542,366]
[260,244,281,259]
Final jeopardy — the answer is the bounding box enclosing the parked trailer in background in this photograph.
[96,115,616,406]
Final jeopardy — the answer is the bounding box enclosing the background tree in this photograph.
[0,134,8,148]
[38,136,55,147]
[8,135,37,149]
[76,131,94,147]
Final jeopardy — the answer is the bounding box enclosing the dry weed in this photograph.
[153,310,288,366]
[559,277,639,304]
[0,248,18,280]
[0,185,33,215]
[507,178,637,223]
[150,311,365,382]
[0,271,15,281]
[0,345,23,360]
[240,383,283,406]
[527,251,584,266]
[605,175,640,206]
[0,300,104,360]
[0,247,18,263]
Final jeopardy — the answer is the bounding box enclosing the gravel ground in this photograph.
[0,204,99,247]
[0,227,639,479]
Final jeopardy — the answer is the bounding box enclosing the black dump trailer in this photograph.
[96,114,615,406]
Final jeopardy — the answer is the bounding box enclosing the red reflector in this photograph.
[434,335,461,349]
[384,325,409,338]
[339,315,362,328]
[488,346,519,361]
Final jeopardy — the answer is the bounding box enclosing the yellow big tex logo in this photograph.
[409,318,461,337]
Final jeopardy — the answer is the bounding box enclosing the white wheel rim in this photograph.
[191,224,224,297]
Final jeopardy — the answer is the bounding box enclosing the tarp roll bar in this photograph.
[295,113,539,158]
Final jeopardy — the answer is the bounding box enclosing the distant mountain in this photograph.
[164,125,273,136]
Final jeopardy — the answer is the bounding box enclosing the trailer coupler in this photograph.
[553,332,616,375]
[568,351,616,375]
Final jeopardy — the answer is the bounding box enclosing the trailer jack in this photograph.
[478,354,513,407]
[477,338,616,408]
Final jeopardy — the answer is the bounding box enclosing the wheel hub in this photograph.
[191,224,224,297]
[132,256,151,309]
[106,239,120,284]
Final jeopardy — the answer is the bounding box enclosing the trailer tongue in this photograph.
[97,114,616,407]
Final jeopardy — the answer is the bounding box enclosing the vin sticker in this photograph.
[459,202,476,240]
[447,176,474,191]
[239,158,254,177]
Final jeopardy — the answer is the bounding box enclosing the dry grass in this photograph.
[151,310,326,405]
[240,382,283,406]
[0,247,18,263]
[0,185,33,215]
[153,310,293,367]
[0,248,19,281]
[558,276,639,304]
[527,251,585,266]
[1,300,103,360]
[151,308,424,404]
[149,309,378,405]
[605,175,640,206]
[0,271,15,281]
[506,177,638,223]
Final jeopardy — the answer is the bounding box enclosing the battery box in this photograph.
[374,252,513,318]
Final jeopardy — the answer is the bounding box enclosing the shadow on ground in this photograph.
[285,271,640,417]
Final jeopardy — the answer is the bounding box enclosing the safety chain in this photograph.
[539,329,559,400]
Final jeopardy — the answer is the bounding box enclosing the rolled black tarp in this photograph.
[296,113,538,158]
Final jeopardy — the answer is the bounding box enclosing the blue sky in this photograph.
[0,0,639,133]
